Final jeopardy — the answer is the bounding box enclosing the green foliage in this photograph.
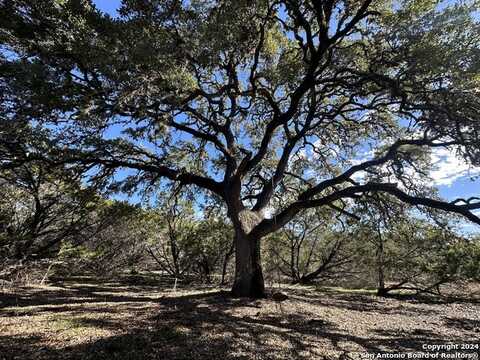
[53,200,147,276]
[0,163,100,261]
[57,241,98,260]
[145,195,234,281]
[428,237,480,282]
[347,195,479,293]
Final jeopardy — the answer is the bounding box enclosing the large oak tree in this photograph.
[1,0,480,297]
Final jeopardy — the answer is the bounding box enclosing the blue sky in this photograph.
[92,0,479,231]
[93,0,121,16]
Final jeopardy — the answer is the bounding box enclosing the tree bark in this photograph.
[376,287,389,297]
[376,230,386,297]
[231,229,265,298]
[230,209,266,298]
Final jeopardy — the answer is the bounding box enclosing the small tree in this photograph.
[0,163,101,261]
[191,216,234,284]
[266,207,355,284]
[56,201,148,277]
[146,195,235,283]
[350,195,474,296]
[145,196,199,279]
[420,235,480,293]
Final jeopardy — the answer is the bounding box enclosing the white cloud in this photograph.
[296,142,480,188]
[430,148,480,186]
[296,148,308,160]
[344,146,480,188]
[263,206,274,219]
[350,170,367,182]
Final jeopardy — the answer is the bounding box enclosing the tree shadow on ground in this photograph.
[378,292,480,305]
[1,275,221,310]
[0,289,472,360]
[0,280,475,360]
[287,289,440,316]
[443,317,480,333]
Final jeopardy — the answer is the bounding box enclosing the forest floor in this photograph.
[0,274,479,360]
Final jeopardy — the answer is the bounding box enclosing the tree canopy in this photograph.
[1,0,480,297]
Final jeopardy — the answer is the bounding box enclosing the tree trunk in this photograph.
[221,240,234,285]
[376,233,386,297]
[376,287,389,297]
[231,229,265,298]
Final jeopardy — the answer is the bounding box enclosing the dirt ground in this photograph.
[1,276,479,360]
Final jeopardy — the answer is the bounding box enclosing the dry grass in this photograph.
[1,275,479,359]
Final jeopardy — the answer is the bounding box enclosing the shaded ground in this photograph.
[1,276,479,359]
